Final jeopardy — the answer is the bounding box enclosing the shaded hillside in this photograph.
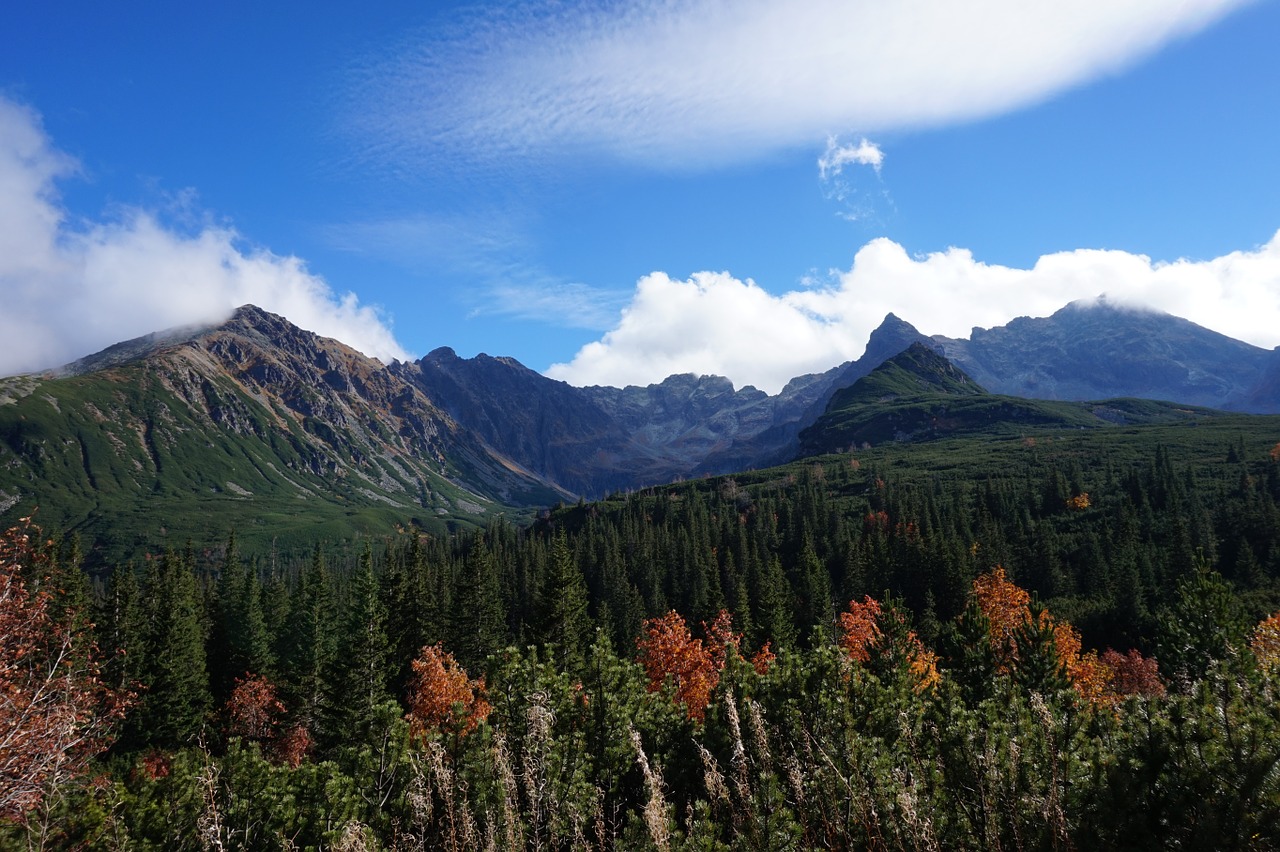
[0,306,564,564]
[799,343,1224,454]
[403,312,928,497]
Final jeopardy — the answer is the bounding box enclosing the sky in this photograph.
[2,0,1279,393]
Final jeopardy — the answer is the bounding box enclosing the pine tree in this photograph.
[283,544,336,734]
[324,544,391,739]
[536,531,591,671]
[1155,565,1249,685]
[132,549,211,748]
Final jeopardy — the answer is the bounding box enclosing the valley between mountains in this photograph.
[2,300,1278,564]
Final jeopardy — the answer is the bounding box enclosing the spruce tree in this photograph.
[218,532,273,691]
[284,544,337,734]
[133,549,212,748]
[537,531,591,671]
[448,536,506,669]
[750,557,797,651]
[324,543,391,739]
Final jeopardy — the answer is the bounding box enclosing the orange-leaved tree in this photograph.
[1250,610,1280,671]
[637,611,717,722]
[637,609,770,722]
[405,643,491,739]
[838,595,939,691]
[971,566,1162,704]
[225,673,286,742]
[0,517,130,823]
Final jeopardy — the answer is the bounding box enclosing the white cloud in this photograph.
[546,234,1280,394]
[819,137,883,180]
[350,0,1253,171]
[0,97,409,378]
[817,135,888,219]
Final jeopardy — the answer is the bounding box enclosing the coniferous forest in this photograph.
[5,424,1280,849]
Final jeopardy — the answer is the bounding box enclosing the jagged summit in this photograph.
[933,298,1271,409]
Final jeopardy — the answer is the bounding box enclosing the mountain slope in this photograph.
[401,312,930,498]
[0,306,565,563]
[933,299,1277,411]
[798,343,1224,454]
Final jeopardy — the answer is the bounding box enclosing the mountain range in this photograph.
[1,300,1276,561]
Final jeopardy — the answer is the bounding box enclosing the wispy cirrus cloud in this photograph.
[323,213,628,331]
[477,281,629,330]
[345,0,1253,173]
[547,233,1280,394]
[0,97,409,377]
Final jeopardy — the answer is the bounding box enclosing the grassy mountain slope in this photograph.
[0,306,565,564]
[799,342,1226,455]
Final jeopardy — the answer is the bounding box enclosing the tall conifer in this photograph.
[284,544,336,733]
[537,531,590,671]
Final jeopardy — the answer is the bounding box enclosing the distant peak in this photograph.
[1056,295,1164,317]
[876,311,914,329]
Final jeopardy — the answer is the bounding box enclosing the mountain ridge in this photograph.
[3,299,1276,563]
[797,342,1225,454]
[0,305,566,564]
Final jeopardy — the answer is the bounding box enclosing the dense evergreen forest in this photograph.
[4,423,1280,849]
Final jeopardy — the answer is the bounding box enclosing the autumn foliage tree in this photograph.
[637,611,719,722]
[838,595,939,691]
[404,643,491,739]
[1099,648,1165,697]
[1250,610,1280,671]
[0,517,128,823]
[225,673,286,742]
[636,609,770,722]
[971,567,1162,704]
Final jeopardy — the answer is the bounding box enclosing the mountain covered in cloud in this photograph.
[797,342,1226,456]
[406,300,1280,496]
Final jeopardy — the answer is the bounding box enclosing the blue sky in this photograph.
[2,0,1278,392]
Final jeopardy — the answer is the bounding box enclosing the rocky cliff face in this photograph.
[6,299,1272,553]
[401,349,792,497]
[401,312,932,498]
[402,301,1280,497]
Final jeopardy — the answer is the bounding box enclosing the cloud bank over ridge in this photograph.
[351,0,1253,172]
[547,235,1280,394]
[0,97,409,378]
